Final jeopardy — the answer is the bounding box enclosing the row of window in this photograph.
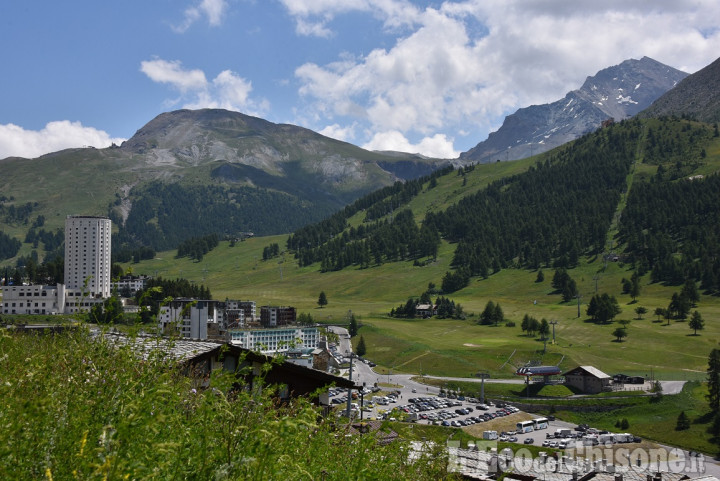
[11,291,49,297]
[4,302,51,308]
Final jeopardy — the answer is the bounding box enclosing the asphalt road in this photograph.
[327,325,686,396]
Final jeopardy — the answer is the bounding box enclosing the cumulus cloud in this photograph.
[363,130,458,159]
[140,59,207,92]
[318,123,357,143]
[0,121,126,160]
[141,59,269,116]
[173,0,228,33]
[279,0,420,37]
[289,0,720,157]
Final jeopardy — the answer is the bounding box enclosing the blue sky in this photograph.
[1,0,719,160]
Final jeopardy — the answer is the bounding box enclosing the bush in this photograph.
[0,328,449,479]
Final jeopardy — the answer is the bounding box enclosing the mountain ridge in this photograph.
[460,56,688,163]
[639,56,720,123]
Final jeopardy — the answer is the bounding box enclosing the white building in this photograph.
[229,327,318,353]
[64,215,112,298]
[158,299,218,339]
[112,275,150,297]
[1,284,65,315]
[2,215,111,315]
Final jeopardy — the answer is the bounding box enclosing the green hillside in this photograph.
[117,117,720,380]
[5,115,720,381]
[0,109,446,264]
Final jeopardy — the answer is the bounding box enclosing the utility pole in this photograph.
[346,353,354,419]
[477,372,489,404]
[360,382,366,420]
[576,294,582,318]
[549,320,558,344]
[593,274,600,294]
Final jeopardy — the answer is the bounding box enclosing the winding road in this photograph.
[327,326,687,396]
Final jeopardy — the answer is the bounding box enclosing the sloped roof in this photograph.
[563,365,611,379]
[516,365,562,376]
[101,333,223,362]
[101,332,354,388]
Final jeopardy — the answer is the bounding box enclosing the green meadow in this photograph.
[118,128,720,381]
[123,232,720,380]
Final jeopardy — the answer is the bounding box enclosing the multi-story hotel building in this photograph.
[1,215,111,315]
[64,215,112,298]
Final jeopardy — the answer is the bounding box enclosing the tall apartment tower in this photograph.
[64,215,112,297]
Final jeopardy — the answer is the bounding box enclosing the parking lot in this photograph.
[328,387,650,450]
[328,388,523,429]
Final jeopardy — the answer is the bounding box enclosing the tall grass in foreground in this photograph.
[0,328,453,480]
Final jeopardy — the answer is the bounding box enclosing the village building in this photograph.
[1,215,111,315]
[563,365,612,394]
[102,333,353,407]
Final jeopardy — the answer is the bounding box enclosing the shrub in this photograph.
[0,328,449,479]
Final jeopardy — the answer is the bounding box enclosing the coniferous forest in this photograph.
[285,117,720,297]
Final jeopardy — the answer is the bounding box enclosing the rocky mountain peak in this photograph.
[460,57,688,163]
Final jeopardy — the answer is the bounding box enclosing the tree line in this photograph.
[112,181,332,253]
[286,167,453,264]
[619,172,720,294]
[424,121,637,276]
[292,209,440,271]
[176,233,219,261]
[133,277,212,323]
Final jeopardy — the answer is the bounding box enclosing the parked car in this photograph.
[524,438,534,444]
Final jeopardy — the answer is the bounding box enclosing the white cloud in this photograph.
[141,59,269,116]
[279,0,420,37]
[363,130,458,159]
[140,59,207,92]
[318,123,357,142]
[290,0,720,157]
[173,0,228,33]
[0,121,126,160]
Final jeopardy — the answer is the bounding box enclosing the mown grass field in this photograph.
[120,229,720,382]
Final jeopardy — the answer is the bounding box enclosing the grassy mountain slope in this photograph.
[122,117,720,380]
[0,109,446,263]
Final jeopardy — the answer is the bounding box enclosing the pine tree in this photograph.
[708,349,720,412]
[480,301,496,325]
[521,314,531,336]
[689,311,704,335]
[630,273,641,301]
[492,303,504,326]
[539,319,550,340]
[612,327,627,342]
[675,411,690,431]
[355,336,367,357]
[317,291,328,308]
[348,314,358,337]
